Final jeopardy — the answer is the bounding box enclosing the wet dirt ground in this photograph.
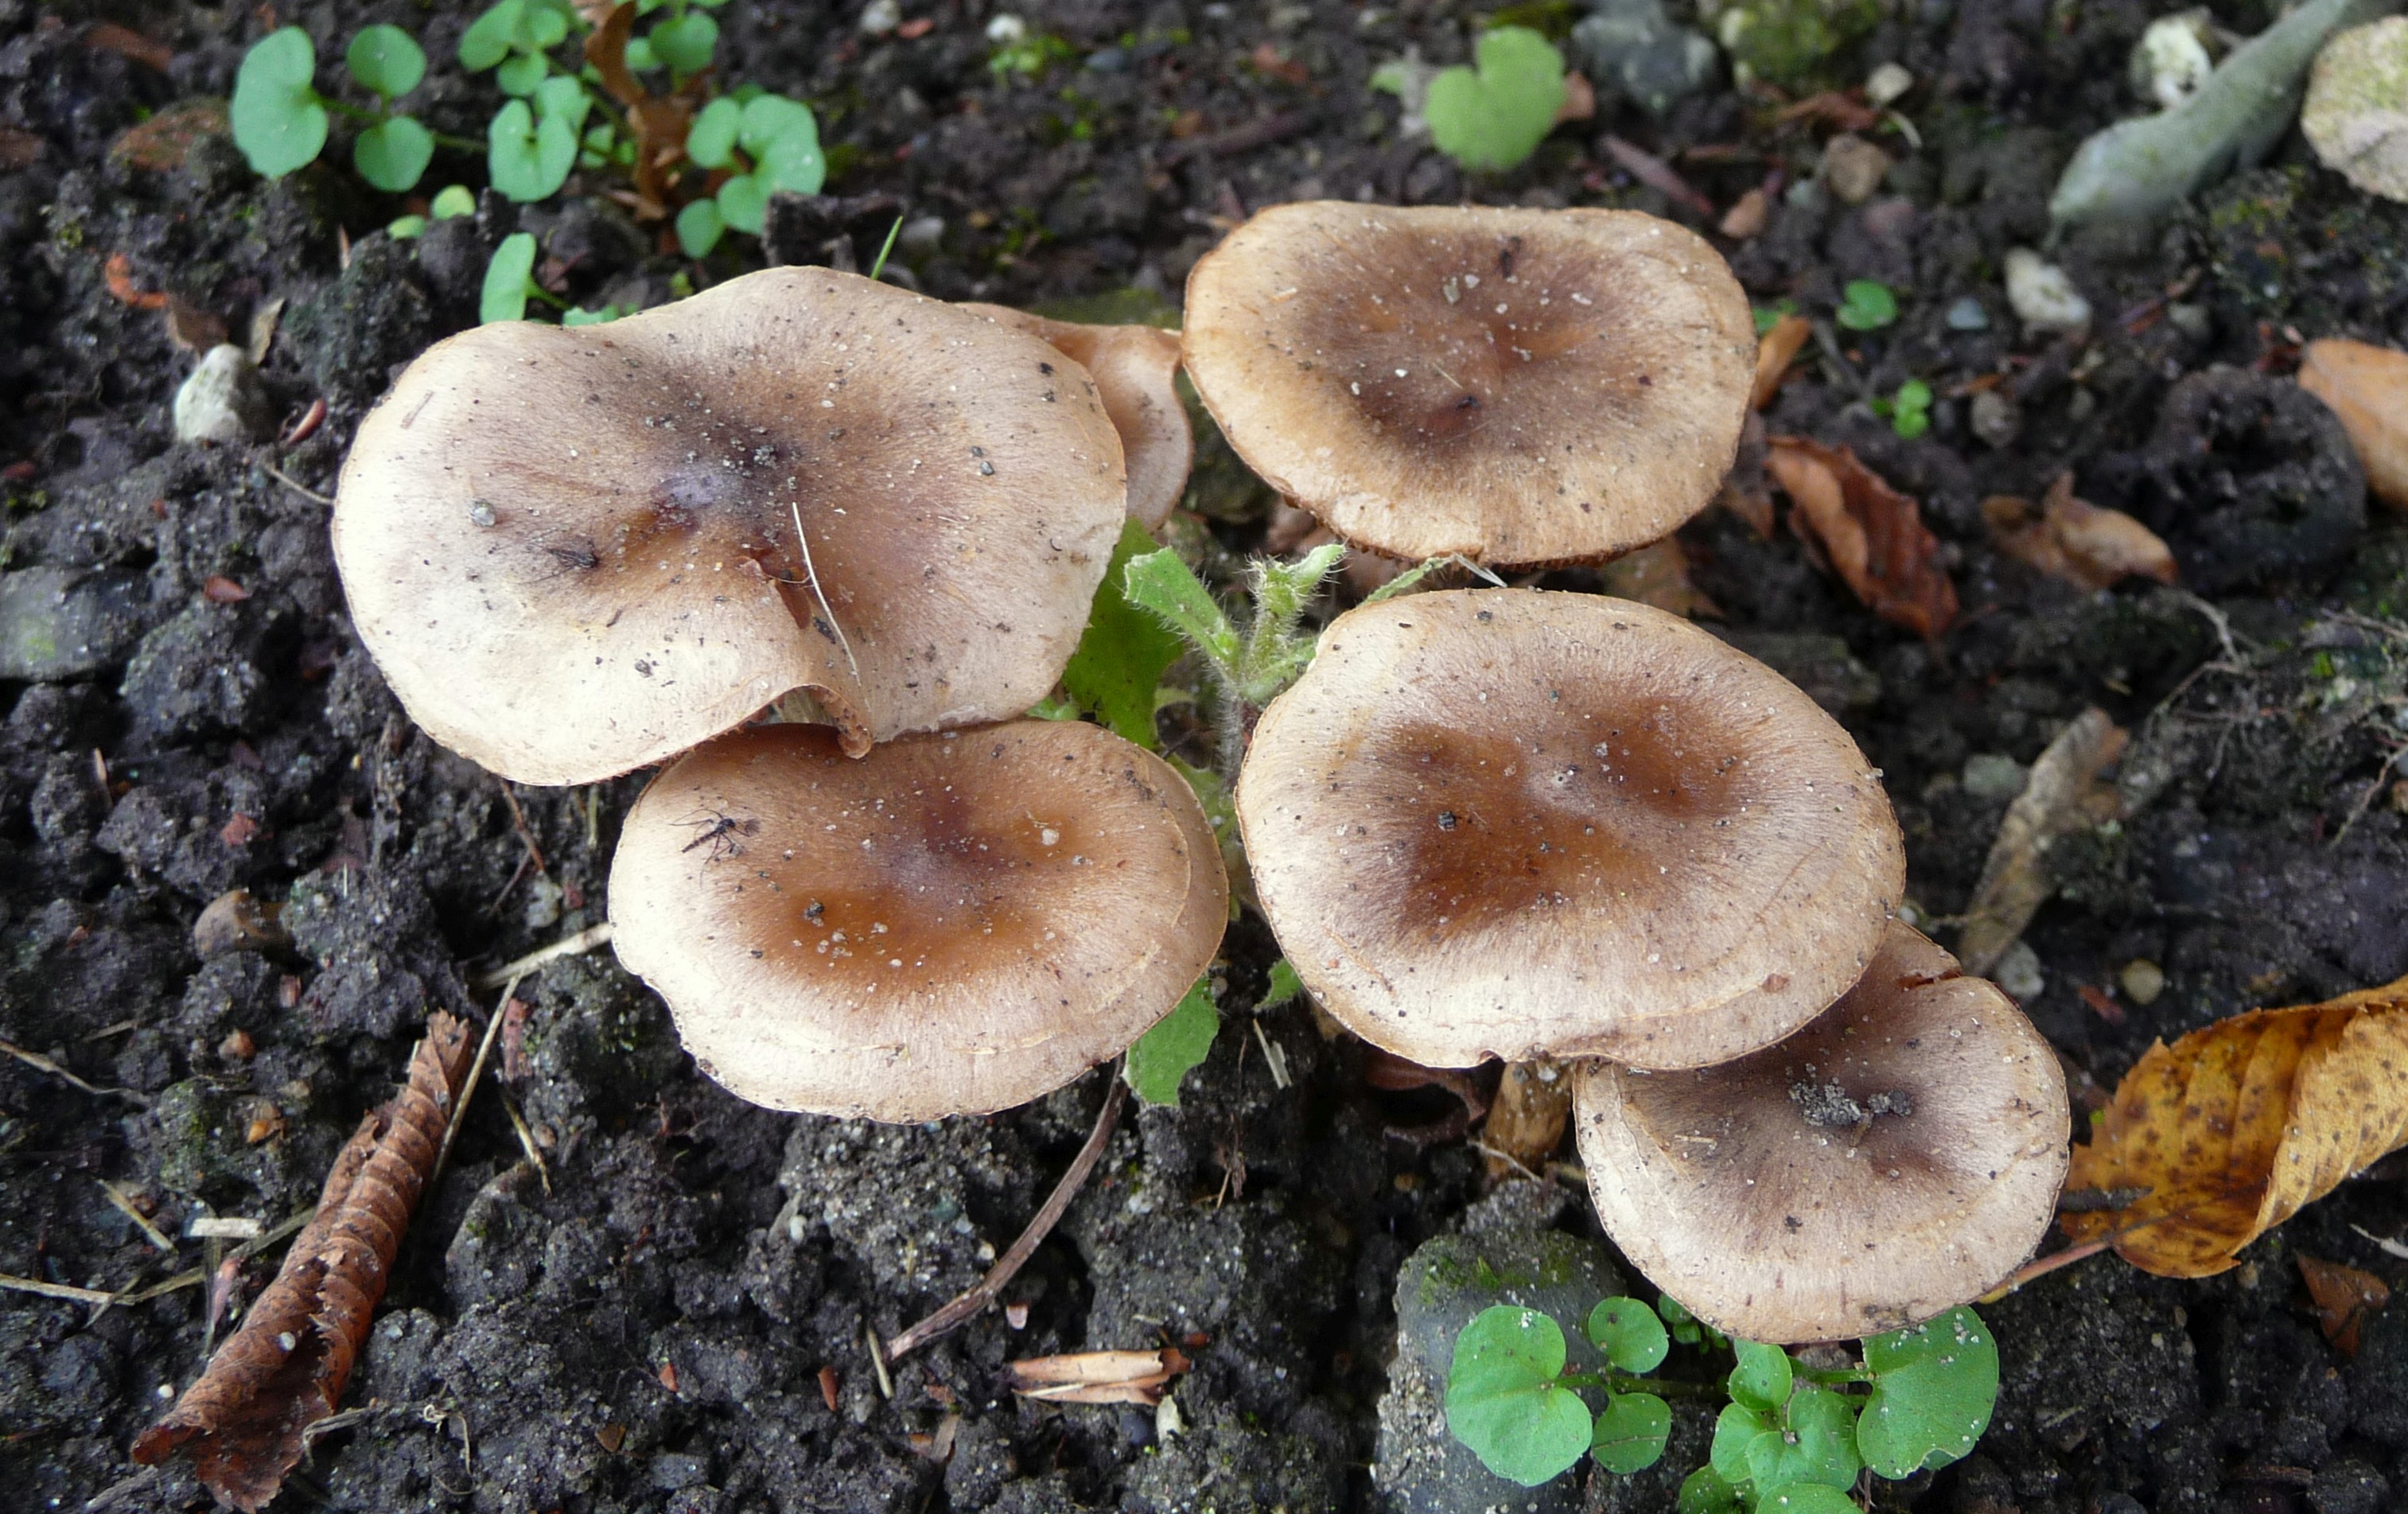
[5,0,2408,1510]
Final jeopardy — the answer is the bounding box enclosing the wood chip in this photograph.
[1004,1348,1192,1406]
[1958,708,2126,975]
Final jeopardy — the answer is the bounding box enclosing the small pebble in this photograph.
[1995,940,2046,1001]
[2303,17,2408,204]
[1970,388,2022,450]
[1962,753,2029,802]
[1866,61,1914,107]
[858,0,901,34]
[2005,248,2091,334]
[1821,134,1894,205]
[2134,10,2216,111]
[985,13,1025,43]
[2120,958,2166,1006]
[1946,295,1990,331]
[173,344,274,445]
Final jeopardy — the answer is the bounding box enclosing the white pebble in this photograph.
[2003,248,2091,336]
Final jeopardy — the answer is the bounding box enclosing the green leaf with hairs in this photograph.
[1061,518,1186,748]
[1125,978,1218,1106]
[1123,547,1241,671]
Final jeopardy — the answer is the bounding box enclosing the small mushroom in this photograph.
[1235,589,1904,1071]
[1572,922,2072,1344]
[1181,202,1755,568]
[333,267,1126,786]
[959,306,1193,530]
[609,719,1228,1121]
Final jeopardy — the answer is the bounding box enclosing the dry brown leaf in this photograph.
[110,99,229,172]
[2298,338,2408,513]
[1957,708,2126,976]
[1751,313,1811,410]
[1599,538,1719,618]
[2060,972,2408,1279]
[1983,473,2177,591]
[2298,1254,2390,1356]
[133,1014,476,1510]
[1480,1058,1571,1177]
[1766,436,1959,638]
[1004,1348,1192,1405]
[1719,187,1770,240]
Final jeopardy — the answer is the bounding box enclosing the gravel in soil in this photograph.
[5,0,2408,1511]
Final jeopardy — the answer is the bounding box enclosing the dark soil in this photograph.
[5,0,2408,1511]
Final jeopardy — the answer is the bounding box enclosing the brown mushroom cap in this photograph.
[961,306,1193,531]
[333,267,1126,787]
[1235,589,1903,1070]
[1572,922,2071,1343]
[1181,202,1755,568]
[608,718,1227,1121]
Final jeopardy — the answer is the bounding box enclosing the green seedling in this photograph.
[1752,298,1799,336]
[388,184,479,242]
[1445,1298,2000,1501]
[1124,977,1220,1105]
[231,25,446,191]
[480,232,554,323]
[679,92,826,252]
[1423,25,1568,172]
[1834,278,1899,332]
[488,75,589,202]
[1872,377,1933,438]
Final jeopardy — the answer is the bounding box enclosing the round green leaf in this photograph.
[480,232,539,324]
[345,25,426,98]
[488,98,577,201]
[648,12,718,76]
[715,170,770,234]
[535,75,593,131]
[758,130,826,197]
[675,197,724,259]
[739,94,817,155]
[1124,978,1219,1107]
[1836,278,1900,331]
[1677,1465,1744,1514]
[1444,1306,1593,1488]
[1759,1486,1864,1513]
[1586,1298,1670,1374]
[523,2,571,49]
[1709,1401,1768,1486]
[1856,1306,2001,1479]
[459,0,524,70]
[230,28,329,179]
[1422,25,1566,173]
[387,213,429,239]
[1591,1391,1670,1475]
[496,53,549,96]
[686,96,741,169]
[1745,1385,1861,1493]
[624,37,659,70]
[353,115,434,192]
[1727,1341,1792,1413]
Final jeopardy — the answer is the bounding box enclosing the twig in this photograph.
[500,1090,552,1195]
[0,1273,119,1305]
[99,1181,177,1254]
[885,1077,1129,1361]
[430,978,518,1197]
[1976,1237,2111,1303]
[0,1037,151,1106]
[80,1465,163,1513]
[866,1322,895,1400]
[496,783,550,878]
[263,464,333,506]
[471,922,615,989]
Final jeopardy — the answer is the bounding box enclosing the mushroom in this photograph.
[1572,921,2072,1344]
[333,267,1127,786]
[1180,202,1755,568]
[960,306,1193,530]
[1235,588,1904,1071]
[609,718,1228,1121]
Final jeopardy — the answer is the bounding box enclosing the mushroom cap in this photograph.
[609,719,1228,1121]
[1181,202,1755,568]
[1573,922,2072,1344]
[961,306,1194,531]
[333,267,1126,786]
[1235,589,1903,1070]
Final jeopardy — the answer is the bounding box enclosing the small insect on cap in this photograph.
[1573,922,2072,1345]
[1179,202,1756,569]
[959,306,1194,531]
[333,267,1126,787]
[608,720,1228,1122]
[1235,588,1904,1071]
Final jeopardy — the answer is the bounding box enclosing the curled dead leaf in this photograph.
[1766,436,1959,638]
[2061,972,2408,1279]
[1005,1348,1192,1406]
[2298,338,2408,513]
[1957,707,2126,976]
[110,99,229,172]
[2298,1254,2390,1356]
[1751,313,1812,411]
[1983,473,2177,591]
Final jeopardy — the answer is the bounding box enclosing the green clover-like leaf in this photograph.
[714,171,770,234]
[496,52,549,95]
[430,183,478,218]
[480,231,539,324]
[686,96,741,169]
[353,114,434,192]
[758,130,827,197]
[345,25,426,99]
[1445,1306,1594,1487]
[1062,516,1186,748]
[488,97,576,201]
[460,0,525,70]
[1710,1401,1769,1486]
[1677,1465,1744,1514]
[1745,1385,1860,1493]
[1758,1485,1864,1513]
[1856,1305,2000,1479]
[535,75,593,132]
[1125,977,1219,1107]
[1657,1294,1703,1345]
[1586,1298,1670,1374]
[675,197,725,258]
[1835,278,1899,332]
[1591,1391,1670,1475]
[230,28,329,179]
[1727,1341,1792,1413]
[387,213,429,239]
[1422,25,1566,173]
[648,11,719,75]
[1261,959,1305,1010]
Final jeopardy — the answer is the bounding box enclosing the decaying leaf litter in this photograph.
[6,1,2408,1512]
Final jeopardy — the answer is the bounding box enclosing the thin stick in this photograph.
[263,464,333,506]
[99,1182,177,1254]
[500,1090,552,1195]
[497,783,550,877]
[0,1037,150,1106]
[0,1273,119,1305]
[430,979,519,1197]
[471,922,615,989]
[885,1077,1128,1361]
[788,498,859,679]
[1977,1237,2110,1303]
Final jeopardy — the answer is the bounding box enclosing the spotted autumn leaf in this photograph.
[1767,436,1959,638]
[2061,973,2408,1279]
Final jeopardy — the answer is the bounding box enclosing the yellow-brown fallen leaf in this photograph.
[2299,338,2408,512]
[1752,313,1812,411]
[1004,1348,1192,1405]
[1767,437,1959,638]
[2298,1254,2390,1356]
[1958,708,2126,975]
[2060,972,2408,1279]
[1599,538,1719,619]
[1983,473,2177,591]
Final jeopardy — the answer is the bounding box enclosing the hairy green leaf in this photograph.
[1062,518,1186,748]
[1125,978,1218,1106]
[353,114,433,192]
[1445,1306,1593,1486]
[231,28,328,179]
[1424,25,1566,173]
[1856,1306,2000,1478]
[1591,1391,1670,1474]
[1123,549,1241,671]
[346,25,426,98]
[1586,1298,1670,1374]
[1261,959,1304,1010]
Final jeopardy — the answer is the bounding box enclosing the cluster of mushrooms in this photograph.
[333,200,2068,1349]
